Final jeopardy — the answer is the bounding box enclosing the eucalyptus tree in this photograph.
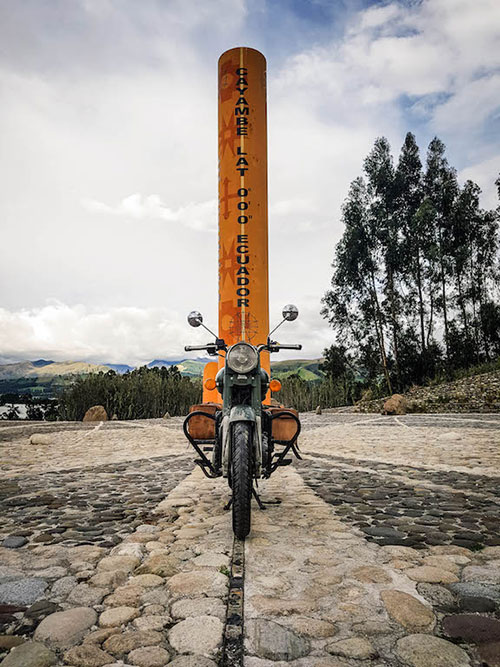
[323,135,499,399]
[319,344,357,404]
[364,137,405,388]
[448,177,499,362]
[463,172,500,357]
[423,138,459,363]
[475,206,500,358]
[394,133,426,353]
[322,176,393,393]
[450,180,480,356]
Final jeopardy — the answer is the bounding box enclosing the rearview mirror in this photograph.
[187,311,203,327]
[282,304,299,321]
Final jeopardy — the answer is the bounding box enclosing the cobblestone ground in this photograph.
[0,414,499,667]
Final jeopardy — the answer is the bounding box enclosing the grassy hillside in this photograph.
[176,359,208,377]
[0,360,110,379]
[354,368,500,414]
[0,360,113,397]
[0,376,76,397]
[270,358,324,382]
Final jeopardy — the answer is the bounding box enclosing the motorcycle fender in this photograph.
[229,406,256,423]
[222,407,256,477]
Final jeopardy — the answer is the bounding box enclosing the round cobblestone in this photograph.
[396,633,470,666]
[1,413,498,667]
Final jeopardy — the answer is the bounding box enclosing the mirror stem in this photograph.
[200,322,218,339]
[267,318,285,340]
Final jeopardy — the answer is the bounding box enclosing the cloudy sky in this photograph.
[1,0,499,365]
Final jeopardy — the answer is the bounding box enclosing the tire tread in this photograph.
[231,422,252,539]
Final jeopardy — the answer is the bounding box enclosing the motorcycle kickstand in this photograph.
[224,488,272,512]
[254,486,282,509]
[252,487,267,511]
[224,490,282,511]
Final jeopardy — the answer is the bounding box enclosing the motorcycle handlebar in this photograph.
[272,344,302,350]
[185,342,302,353]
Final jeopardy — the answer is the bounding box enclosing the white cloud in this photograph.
[0,299,331,363]
[270,198,313,216]
[460,156,499,210]
[269,295,333,361]
[83,194,217,231]
[0,0,498,364]
[358,3,401,31]
[433,74,500,133]
[268,198,329,234]
[0,301,197,365]
[276,0,500,128]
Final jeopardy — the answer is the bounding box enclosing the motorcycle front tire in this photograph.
[231,421,253,539]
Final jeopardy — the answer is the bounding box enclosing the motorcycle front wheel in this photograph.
[231,421,253,539]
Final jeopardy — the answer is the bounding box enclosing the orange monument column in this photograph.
[218,47,270,382]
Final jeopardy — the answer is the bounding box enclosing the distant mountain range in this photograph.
[0,360,111,380]
[103,363,135,374]
[0,356,325,383]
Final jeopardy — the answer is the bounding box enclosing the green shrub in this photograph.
[58,366,201,420]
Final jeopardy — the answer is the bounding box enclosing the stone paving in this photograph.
[296,455,500,550]
[0,414,499,666]
[1,454,192,550]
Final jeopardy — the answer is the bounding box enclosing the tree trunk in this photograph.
[387,266,401,390]
[438,227,450,362]
[476,266,490,361]
[370,270,392,394]
[416,247,426,352]
[469,246,481,358]
[426,278,434,349]
[456,271,470,346]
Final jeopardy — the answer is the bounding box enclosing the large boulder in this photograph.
[382,394,407,415]
[29,434,52,445]
[83,405,108,422]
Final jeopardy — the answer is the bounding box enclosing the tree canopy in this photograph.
[322,133,500,394]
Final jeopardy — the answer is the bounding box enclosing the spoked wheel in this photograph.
[231,422,253,539]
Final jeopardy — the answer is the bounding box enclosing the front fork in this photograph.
[220,407,262,479]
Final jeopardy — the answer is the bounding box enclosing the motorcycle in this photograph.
[183,305,302,539]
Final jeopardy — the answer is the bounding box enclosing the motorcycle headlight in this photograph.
[227,342,258,373]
